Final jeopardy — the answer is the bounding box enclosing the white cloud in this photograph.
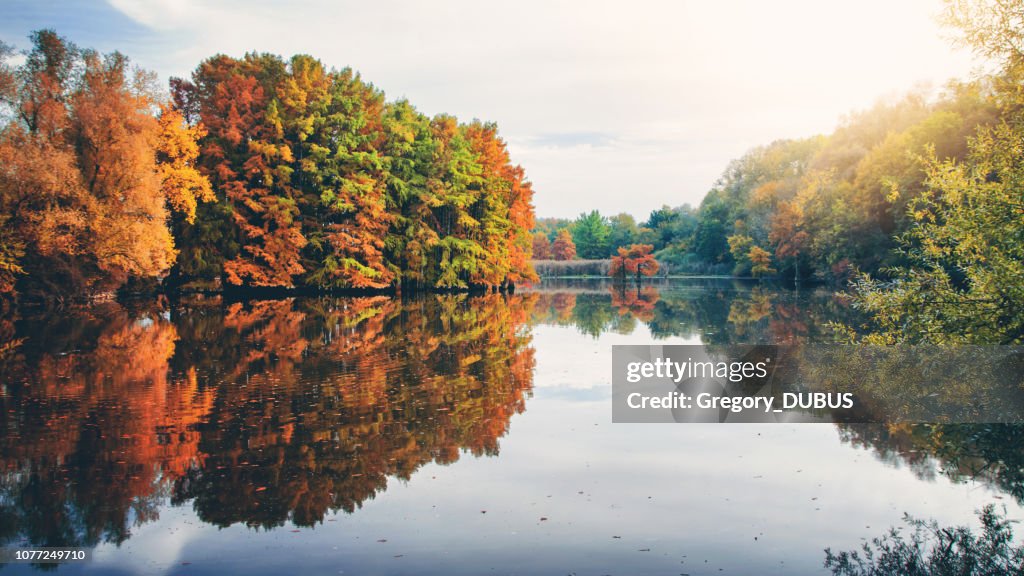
[106,0,212,30]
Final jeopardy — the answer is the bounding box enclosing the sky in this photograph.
[1,0,979,220]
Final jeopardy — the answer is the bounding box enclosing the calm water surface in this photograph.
[1,279,1021,575]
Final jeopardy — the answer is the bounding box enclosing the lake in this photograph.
[1,278,1020,575]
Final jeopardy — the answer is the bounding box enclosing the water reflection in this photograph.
[531,278,856,343]
[0,293,536,547]
[0,279,1021,572]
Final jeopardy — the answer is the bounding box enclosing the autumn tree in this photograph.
[532,231,552,259]
[552,229,576,261]
[299,63,394,289]
[426,114,486,288]
[381,100,438,290]
[726,232,754,276]
[850,123,1024,344]
[0,31,212,301]
[176,56,541,292]
[463,121,537,287]
[533,217,571,241]
[609,244,659,284]
[157,106,214,223]
[747,245,775,277]
[768,199,808,282]
[497,155,537,286]
[185,54,306,288]
[71,50,179,290]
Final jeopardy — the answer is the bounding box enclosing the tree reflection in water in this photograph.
[0,293,537,546]
[838,423,1024,505]
[530,279,855,343]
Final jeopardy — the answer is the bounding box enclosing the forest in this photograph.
[0,31,536,303]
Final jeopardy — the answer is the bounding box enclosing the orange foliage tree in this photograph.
[157,105,215,223]
[552,229,576,261]
[463,121,537,287]
[768,199,808,281]
[0,31,212,301]
[190,54,307,287]
[609,244,659,283]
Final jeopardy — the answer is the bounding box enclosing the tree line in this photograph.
[0,31,536,303]
[531,206,698,262]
